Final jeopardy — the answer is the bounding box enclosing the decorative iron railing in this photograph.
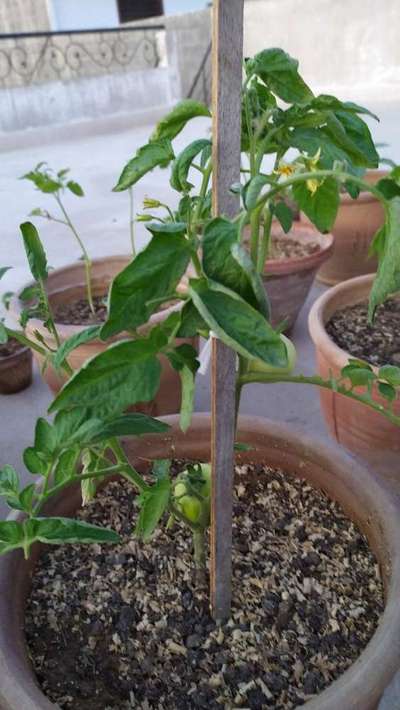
[0,25,165,89]
[187,41,211,105]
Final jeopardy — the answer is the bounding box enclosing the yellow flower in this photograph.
[275,163,295,177]
[306,178,320,195]
[307,147,321,171]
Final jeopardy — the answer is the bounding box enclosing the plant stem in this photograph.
[38,278,61,348]
[129,188,136,257]
[54,194,95,314]
[193,527,206,585]
[238,372,400,427]
[249,207,262,265]
[108,438,149,492]
[257,205,273,274]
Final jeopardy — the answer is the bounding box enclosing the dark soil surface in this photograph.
[25,464,383,710]
[53,296,108,326]
[269,237,320,261]
[326,298,400,368]
[0,336,25,358]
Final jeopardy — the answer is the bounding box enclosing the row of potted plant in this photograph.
[1,47,400,708]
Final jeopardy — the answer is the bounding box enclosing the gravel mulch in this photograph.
[269,237,320,261]
[0,336,26,358]
[53,296,108,326]
[25,463,384,710]
[326,298,400,368]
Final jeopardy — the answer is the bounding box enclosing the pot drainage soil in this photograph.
[25,464,383,710]
[0,337,25,358]
[269,237,320,261]
[326,298,400,368]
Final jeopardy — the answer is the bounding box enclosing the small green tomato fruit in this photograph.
[173,464,211,525]
[248,334,296,375]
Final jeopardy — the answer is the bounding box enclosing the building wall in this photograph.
[0,0,50,33]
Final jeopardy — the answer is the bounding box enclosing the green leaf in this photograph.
[293,177,339,232]
[341,363,375,387]
[273,201,293,234]
[66,180,84,197]
[171,139,211,192]
[21,170,60,193]
[378,381,396,403]
[25,517,120,546]
[0,266,11,281]
[135,478,171,542]
[176,300,209,338]
[333,110,379,168]
[202,218,270,317]
[23,447,47,475]
[53,325,101,370]
[0,465,19,497]
[90,413,170,441]
[189,279,287,368]
[244,175,270,210]
[113,139,175,192]
[252,48,313,104]
[34,417,57,455]
[49,338,161,417]
[0,322,8,345]
[310,95,379,121]
[151,100,211,142]
[54,448,80,486]
[152,459,171,480]
[101,231,191,339]
[167,343,199,374]
[20,222,48,281]
[0,521,24,555]
[376,178,400,201]
[369,197,400,319]
[145,221,187,238]
[378,365,400,387]
[19,484,36,513]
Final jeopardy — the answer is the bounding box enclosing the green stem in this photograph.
[108,438,149,492]
[249,207,262,265]
[38,278,61,348]
[55,194,95,314]
[193,160,212,229]
[129,188,136,257]
[257,205,273,274]
[238,372,400,427]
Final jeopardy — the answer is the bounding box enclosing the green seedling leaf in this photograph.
[0,465,19,497]
[21,170,60,193]
[66,180,84,197]
[202,217,270,318]
[19,484,36,513]
[176,300,209,338]
[24,517,120,548]
[189,278,287,368]
[23,447,47,475]
[251,48,313,105]
[54,448,80,486]
[378,365,400,387]
[90,413,170,441]
[53,325,101,370]
[0,521,25,556]
[378,381,396,403]
[274,201,293,233]
[341,364,376,387]
[375,178,400,200]
[101,231,191,339]
[49,338,161,417]
[293,177,339,233]
[171,139,211,192]
[135,478,171,542]
[114,140,175,191]
[234,442,254,452]
[151,99,211,142]
[369,197,400,319]
[20,222,48,281]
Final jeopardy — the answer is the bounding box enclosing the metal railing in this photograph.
[0,25,165,89]
[187,41,211,105]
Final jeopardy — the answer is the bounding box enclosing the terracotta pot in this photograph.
[0,414,400,709]
[0,342,32,394]
[262,222,333,332]
[301,171,387,286]
[10,257,196,416]
[308,274,400,475]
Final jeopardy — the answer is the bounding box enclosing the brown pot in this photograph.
[0,342,32,394]
[262,222,333,332]
[0,415,400,709]
[10,257,196,416]
[301,170,387,286]
[308,274,400,477]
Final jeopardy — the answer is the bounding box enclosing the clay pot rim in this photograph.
[9,255,185,340]
[308,273,379,371]
[264,223,334,276]
[0,339,31,364]
[1,413,400,710]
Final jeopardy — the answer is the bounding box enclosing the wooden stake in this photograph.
[210,0,244,622]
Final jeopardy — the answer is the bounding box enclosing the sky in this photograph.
[164,0,210,14]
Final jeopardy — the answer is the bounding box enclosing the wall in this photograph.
[243,0,400,101]
[0,0,50,32]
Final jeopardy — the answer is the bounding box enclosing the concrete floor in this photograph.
[0,106,399,706]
